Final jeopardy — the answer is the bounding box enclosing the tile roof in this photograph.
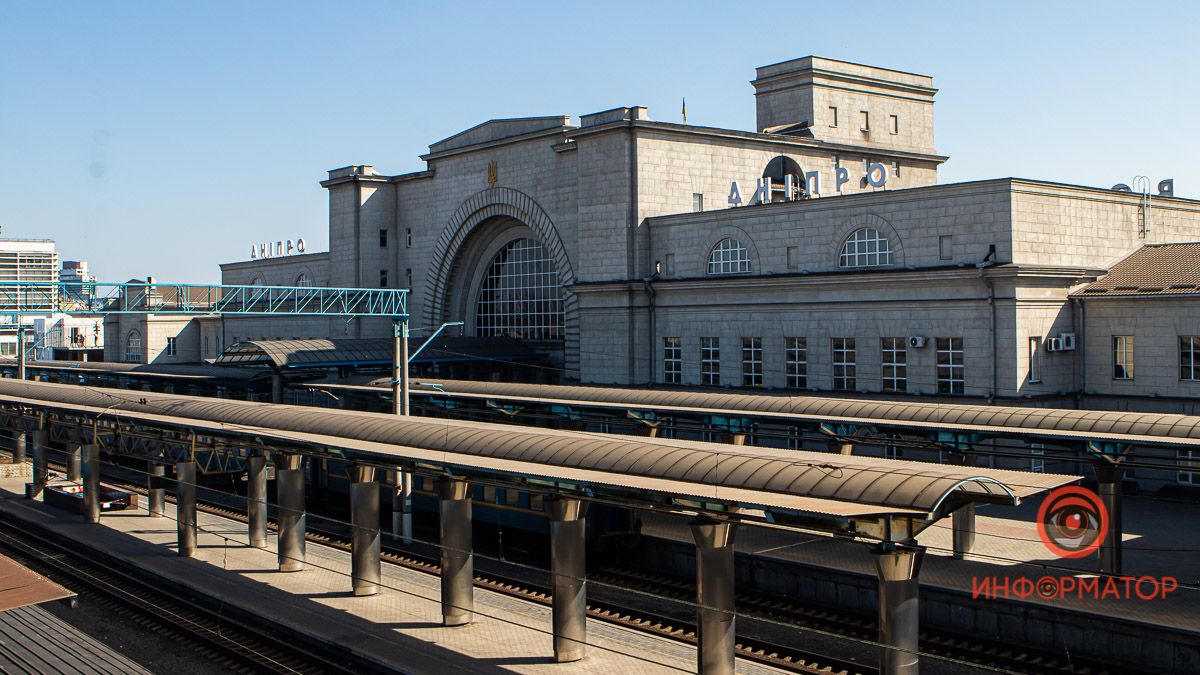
[1073,243,1200,298]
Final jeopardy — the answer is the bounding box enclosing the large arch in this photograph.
[423,187,579,376]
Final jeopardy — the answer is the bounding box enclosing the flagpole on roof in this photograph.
[682,97,687,125]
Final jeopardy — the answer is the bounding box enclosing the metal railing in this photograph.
[0,282,409,318]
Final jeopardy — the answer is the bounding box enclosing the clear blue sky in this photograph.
[2,1,1196,283]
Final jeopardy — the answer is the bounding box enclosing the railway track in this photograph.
[65,459,1130,674]
[0,519,363,675]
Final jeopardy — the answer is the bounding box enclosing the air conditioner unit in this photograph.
[1046,337,1064,352]
[1059,333,1077,351]
[908,336,927,349]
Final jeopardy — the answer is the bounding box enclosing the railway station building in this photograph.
[211,56,1200,418]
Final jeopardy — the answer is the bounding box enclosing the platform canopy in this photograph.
[0,552,75,613]
[353,379,1200,448]
[0,380,1078,541]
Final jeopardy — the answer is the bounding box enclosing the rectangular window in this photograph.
[1180,336,1200,380]
[1031,443,1045,473]
[165,337,177,357]
[692,193,704,212]
[665,253,675,276]
[379,229,388,248]
[406,268,412,289]
[663,337,682,385]
[881,337,907,392]
[1113,336,1134,379]
[936,337,965,394]
[832,338,856,391]
[405,228,413,248]
[379,269,388,288]
[889,114,899,134]
[829,106,838,128]
[1028,336,1041,383]
[785,337,807,389]
[860,110,870,131]
[786,246,799,269]
[939,235,953,260]
[701,337,720,386]
[741,337,762,387]
[1179,449,1199,484]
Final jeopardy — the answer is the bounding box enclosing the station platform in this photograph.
[0,475,786,675]
[641,493,1200,633]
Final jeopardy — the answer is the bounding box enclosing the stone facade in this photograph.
[206,55,1200,490]
[209,55,1200,398]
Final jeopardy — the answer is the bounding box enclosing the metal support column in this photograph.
[350,464,381,596]
[392,319,414,545]
[1095,463,1124,575]
[16,325,25,381]
[82,444,101,524]
[65,444,82,482]
[147,460,165,517]
[391,469,413,544]
[547,497,588,662]
[436,477,472,626]
[871,544,924,675]
[271,370,283,404]
[27,427,47,499]
[12,430,26,464]
[690,519,736,675]
[392,318,410,416]
[176,460,197,556]
[951,452,976,559]
[247,454,268,548]
[276,454,306,572]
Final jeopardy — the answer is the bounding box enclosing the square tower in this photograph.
[752,56,937,154]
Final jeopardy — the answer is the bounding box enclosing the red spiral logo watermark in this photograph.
[1037,486,1108,559]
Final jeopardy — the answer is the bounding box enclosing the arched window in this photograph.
[125,330,143,363]
[295,272,312,287]
[839,228,893,268]
[707,238,752,275]
[475,238,564,340]
[249,275,265,286]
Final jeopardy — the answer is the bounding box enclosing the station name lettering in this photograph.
[727,163,889,206]
[250,238,307,260]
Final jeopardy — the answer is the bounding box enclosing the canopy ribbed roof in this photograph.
[325,379,1200,447]
[0,380,1075,520]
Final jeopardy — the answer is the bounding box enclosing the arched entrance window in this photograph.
[475,238,564,340]
[125,330,143,363]
[295,272,312,287]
